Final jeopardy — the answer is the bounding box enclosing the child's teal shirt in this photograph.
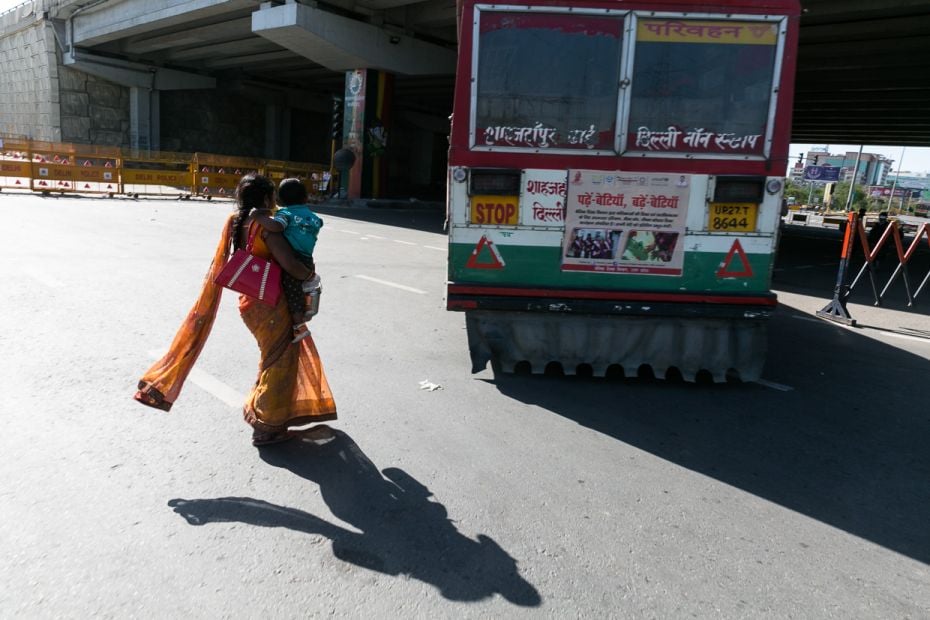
[273,204,323,258]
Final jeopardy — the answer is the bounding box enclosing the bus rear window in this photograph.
[628,19,779,156]
[473,11,622,152]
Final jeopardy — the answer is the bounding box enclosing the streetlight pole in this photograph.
[887,146,906,214]
[843,145,863,212]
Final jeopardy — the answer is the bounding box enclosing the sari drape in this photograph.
[135,215,337,429]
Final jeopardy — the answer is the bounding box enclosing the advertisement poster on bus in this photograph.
[561,171,690,276]
[521,169,567,227]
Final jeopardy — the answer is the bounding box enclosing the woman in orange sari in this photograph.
[134,174,337,445]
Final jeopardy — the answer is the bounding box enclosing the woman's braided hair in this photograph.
[232,173,275,251]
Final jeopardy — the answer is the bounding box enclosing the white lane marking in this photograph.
[22,267,64,289]
[393,240,417,246]
[883,331,930,344]
[339,229,360,235]
[788,315,928,348]
[366,234,385,240]
[359,237,370,241]
[755,379,794,392]
[147,350,245,407]
[187,368,246,407]
[354,275,427,295]
[423,245,447,251]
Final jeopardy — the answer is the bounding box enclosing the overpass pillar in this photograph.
[265,103,291,160]
[341,69,393,199]
[129,87,159,151]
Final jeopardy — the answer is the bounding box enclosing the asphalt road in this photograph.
[1,193,928,618]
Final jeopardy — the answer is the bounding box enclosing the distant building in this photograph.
[797,150,892,186]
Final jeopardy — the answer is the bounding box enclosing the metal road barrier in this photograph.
[193,152,263,199]
[0,136,32,191]
[264,159,332,202]
[0,134,329,201]
[818,212,930,326]
[122,149,194,198]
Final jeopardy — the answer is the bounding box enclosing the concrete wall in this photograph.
[289,108,329,164]
[58,66,130,145]
[159,88,267,157]
[0,1,128,145]
[0,2,60,140]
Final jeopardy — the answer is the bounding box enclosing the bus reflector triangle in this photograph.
[716,239,753,277]
[465,235,505,269]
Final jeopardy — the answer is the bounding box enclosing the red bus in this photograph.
[446,0,801,381]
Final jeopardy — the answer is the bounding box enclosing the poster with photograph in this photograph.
[561,171,691,275]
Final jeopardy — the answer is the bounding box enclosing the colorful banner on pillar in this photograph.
[342,69,394,199]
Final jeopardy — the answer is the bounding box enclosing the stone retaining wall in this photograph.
[160,89,267,157]
[0,1,127,145]
[0,2,60,140]
[58,66,129,146]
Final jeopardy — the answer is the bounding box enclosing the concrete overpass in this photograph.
[1,0,929,197]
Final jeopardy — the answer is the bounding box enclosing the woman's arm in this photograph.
[263,231,313,280]
[253,211,284,233]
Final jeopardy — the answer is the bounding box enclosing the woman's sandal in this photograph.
[251,429,295,447]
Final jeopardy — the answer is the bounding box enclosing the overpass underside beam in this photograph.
[251,2,455,75]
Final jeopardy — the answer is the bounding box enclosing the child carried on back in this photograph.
[253,178,323,342]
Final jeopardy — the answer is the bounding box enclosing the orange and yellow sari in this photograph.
[134,214,337,431]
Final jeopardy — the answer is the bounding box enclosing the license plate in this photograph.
[708,202,758,232]
[470,195,519,226]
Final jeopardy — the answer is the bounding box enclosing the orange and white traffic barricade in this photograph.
[819,212,930,325]
[30,141,77,193]
[121,150,193,197]
[263,158,290,189]
[71,146,121,195]
[0,136,32,190]
[263,159,330,202]
[193,153,259,199]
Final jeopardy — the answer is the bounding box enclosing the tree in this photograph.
[784,180,823,207]
[829,181,868,212]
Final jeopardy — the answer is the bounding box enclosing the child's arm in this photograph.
[253,210,285,232]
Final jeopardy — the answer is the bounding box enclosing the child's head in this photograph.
[277,178,308,206]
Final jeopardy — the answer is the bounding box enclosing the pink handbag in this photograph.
[214,225,282,306]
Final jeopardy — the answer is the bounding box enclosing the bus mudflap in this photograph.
[465,311,767,382]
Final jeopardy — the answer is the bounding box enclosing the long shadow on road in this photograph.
[168,429,540,606]
[489,303,930,564]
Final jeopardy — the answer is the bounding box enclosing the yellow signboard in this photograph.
[74,167,116,182]
[33,163,73,181]
[638,20,778,45]
[123,169,188,185]
[470,195,520,226]
[708,202,758,232]
[0,161,30,176]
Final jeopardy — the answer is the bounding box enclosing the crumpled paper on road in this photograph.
[418,379,441,392]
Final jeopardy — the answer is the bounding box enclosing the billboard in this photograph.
[802,165,840,182]
[867,186,923,199]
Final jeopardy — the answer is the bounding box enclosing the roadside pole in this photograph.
[817,210,859,326]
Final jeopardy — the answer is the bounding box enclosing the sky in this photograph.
[790,144,930,176]
[0,0,24,13]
